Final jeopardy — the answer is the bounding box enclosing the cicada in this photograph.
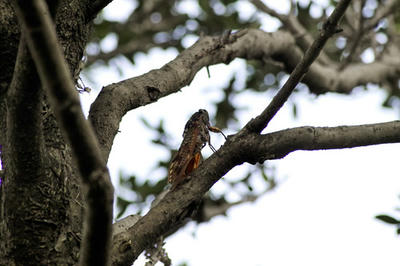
[168,109,226,190]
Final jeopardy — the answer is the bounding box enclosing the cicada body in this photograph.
[168,109,225,190]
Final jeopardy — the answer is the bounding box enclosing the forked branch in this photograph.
[245,0,352,133]
[111,2,354,265]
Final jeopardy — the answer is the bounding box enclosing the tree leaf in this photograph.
[375,214,400,224]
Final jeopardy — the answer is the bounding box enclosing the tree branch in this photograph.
[88,29,249,159]
[250,0,333,65]
[11,1,114,266]
[2,35,48,266]
[246,120,400,163]
[364,0,399,31]
[246,0,351,133]
[339,0,366,69]
[86,37,175,67]
[90,27,400,161]
[86,14,188,66]
[111,119,400,265]
[85,0,114,22]
[88,0,399,163]
[339,0,399,69]
[7,37,45,182]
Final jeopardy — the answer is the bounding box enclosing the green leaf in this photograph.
[292,102,298,118]
[375,214,400,225]
[116,196,133,219]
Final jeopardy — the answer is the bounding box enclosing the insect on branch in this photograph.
[168,109,226,190]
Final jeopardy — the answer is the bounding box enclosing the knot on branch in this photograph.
[146,86,161,101]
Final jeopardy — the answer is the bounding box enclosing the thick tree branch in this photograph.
[7,37,45,182]
[0,2,20,96]
[88,29,249,159]
[89,0,400,161]
[111,119,400,266]
[2,36,47,265]
[245,0,351,133]
[90,27,400,161]
[246,121,400,163]
[11,1,114,266]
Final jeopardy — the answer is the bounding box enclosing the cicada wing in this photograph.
[169,152,202,190]
[169,153,192,190]
[184,152,201,176]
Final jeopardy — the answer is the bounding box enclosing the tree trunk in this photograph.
[0,1,92,264]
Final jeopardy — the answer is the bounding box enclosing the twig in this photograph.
[339,0,366,69]
[144,237,171,266]
[339,0,399,69]
[364,0,398,31]
[250,0,332,65]
[245,0,352,134]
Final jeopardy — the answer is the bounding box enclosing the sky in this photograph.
[80,0,400,265]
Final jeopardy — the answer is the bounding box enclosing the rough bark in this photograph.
[11,1,114,265]
[0,0,95,265]
[0,2,19,96]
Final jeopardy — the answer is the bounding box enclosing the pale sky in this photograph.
[80,1,400,265]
